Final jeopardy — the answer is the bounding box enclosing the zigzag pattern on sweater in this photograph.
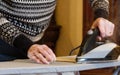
[0,0,56,45]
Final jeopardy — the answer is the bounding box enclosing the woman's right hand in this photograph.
[91,17,115,40]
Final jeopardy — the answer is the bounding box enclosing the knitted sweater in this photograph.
[0,0,56,55]
[90,0,109,19]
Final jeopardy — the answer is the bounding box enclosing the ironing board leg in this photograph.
[61,71,80,75]
[61,72,75,75]
[113,67,120,75]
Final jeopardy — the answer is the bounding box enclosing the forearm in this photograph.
[90,0,109,19]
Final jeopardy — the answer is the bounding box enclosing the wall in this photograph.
[55,0,83,56]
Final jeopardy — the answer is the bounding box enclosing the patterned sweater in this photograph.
[0,0,56,55]
[90,0,109,19]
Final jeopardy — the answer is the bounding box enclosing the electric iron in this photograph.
[76,28,120,64]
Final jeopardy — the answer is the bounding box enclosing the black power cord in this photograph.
[69,45,81,56]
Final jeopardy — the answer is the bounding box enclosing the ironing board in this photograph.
[0,56,120,75]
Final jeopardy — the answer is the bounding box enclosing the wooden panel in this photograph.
[83,0,120,45]
[80,67,115,75]
[83,0,94,37]
[82,0,119,75]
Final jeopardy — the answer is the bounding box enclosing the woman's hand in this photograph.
[91,17,115,40]
[27,44,56,64]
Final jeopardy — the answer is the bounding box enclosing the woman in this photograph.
[0,0,114,64]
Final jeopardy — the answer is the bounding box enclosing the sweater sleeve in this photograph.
[90,0,109,19]
[0,13,33,56]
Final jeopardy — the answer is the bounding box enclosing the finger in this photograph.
[31,55,43,64]
[42,45,56,61]
[27,50,35,59]
[104,25,110,36]
[28,53,43,64]
[97,36,102,41]
[91,18,106,37]
[91,21,98,29]
[37,45,54,62]
[98,24,106,38]
[34,51,50,64]
[109,23,114,35]
[105,23,114,36]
